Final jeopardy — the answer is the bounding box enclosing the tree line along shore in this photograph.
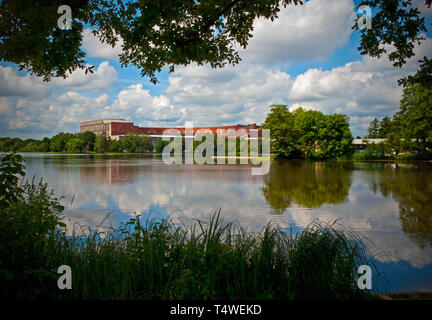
[1,95,431,161]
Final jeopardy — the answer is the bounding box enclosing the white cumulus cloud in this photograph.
[239,0,355,64]
[0,66,49,99]
[82,28,123,60]
[52,61,118,92]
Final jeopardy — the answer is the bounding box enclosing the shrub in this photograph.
[65,138,84,153]
[0,153,65,298]
[121,134,154,153]
[155,137,170,153]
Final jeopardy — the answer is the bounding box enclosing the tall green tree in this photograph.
[321,113,353,159]
[94,132,109,153]
[37,137,51,152]
[293,108,352,160]
[397,83,432,154]
[77,131,96,152]
[264,106,353,159]
[366,118,380,139]
[386,131,403,155]
[263,105,299,158]
[50,132,75,152]
[293,108,326,159]
[378,116,393,138]
[65,137,84,153]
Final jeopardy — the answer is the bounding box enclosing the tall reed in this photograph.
[1,153,386,300]
[33,210,385,300]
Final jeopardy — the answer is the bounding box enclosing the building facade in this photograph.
[80,119,133,138]
[80,119,262,144]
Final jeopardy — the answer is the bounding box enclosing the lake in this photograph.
[19,153,432,294]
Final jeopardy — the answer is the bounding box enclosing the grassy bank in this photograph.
[0,153,385,300]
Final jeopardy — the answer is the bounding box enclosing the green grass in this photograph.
[0,153,387,300]
[3,210,386,300]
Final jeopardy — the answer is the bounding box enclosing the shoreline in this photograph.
[4,152,432,162]
[379,292,432,300]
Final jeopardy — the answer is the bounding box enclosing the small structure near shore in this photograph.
[352,138,387,153]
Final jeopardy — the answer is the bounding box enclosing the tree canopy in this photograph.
[355,0,431,67]
[0,0,303,83]
[0,131,155,153]
[3,3,432,131]
[262,104,298,158]
[397,83,432,153]
[263,105,353,160]
[365,81,432,157]
[2,0,431,84]
[366,118,380,139]
[121,133,154,152]
[355,0,432,86]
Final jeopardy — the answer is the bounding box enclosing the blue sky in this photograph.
[1,0,431,139]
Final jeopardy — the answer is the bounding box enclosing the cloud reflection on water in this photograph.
[21,154,432,292]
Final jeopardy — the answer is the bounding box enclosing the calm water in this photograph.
[19,153,432,293]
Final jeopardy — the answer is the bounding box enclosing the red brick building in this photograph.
[80,119,262,142]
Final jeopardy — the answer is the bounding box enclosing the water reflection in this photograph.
[261,160,351,213]
[80,159,139,185]
[18,153,432,293]
[366,163,432,249]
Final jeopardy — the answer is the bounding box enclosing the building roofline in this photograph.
[80,119,132,125]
